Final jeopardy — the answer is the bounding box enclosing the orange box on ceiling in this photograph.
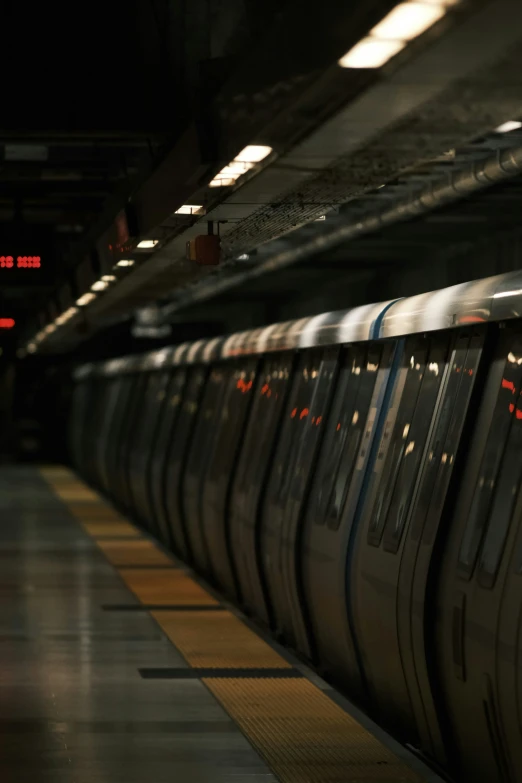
[186,234,221,266]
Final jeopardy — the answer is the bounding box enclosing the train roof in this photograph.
[73,270,522,379]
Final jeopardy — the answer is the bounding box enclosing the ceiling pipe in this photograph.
[158,142,522,320]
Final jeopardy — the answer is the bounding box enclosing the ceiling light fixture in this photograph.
[209,144,273,187]
[116,259,135,267]
[175,205,204,215]
[76,292,96,306]
[338,1,450,69]
[91,280,109,292]
[137,239,158,249]
[101,275,116,282]
[495,120,522,133]
[27,343,37,353]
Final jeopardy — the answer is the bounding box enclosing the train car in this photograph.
[69,269,522,783]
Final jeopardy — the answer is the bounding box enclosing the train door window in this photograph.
[327,345,383,530]
[478,386,522,588]
[382,337,450,553]
[367,340,429,547]
[206,360,258,484]
[458,341,522,578]
[277,349,328,506]
[234,355,292,500]
[269,352,314,507]
[306,346,364,526]
[288,346,339,503]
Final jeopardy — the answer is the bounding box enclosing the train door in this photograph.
[131,370,172,531]
[259,348,328,634]
[278,346,339,654]
[397,331,482,765]
[301,341,394,705]
[436,329,522,783]
[201,359,258,598]
[96,378,124,492]
[148,368,187,546]
[117,372,148,511]
[497,503,522,782]
[182,363,229,572]
[164,365,207,559]
[103,375,135,501]
[229,354,294,623]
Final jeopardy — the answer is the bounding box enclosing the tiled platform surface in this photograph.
[0,465,442,782]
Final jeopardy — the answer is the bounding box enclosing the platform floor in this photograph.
[0,465,442,782]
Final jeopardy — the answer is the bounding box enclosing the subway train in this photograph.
[69,270,522,783]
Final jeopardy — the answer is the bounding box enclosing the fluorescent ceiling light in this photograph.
[210,177,236,188]
[27,343,37,353]
[101,275,116,282]
[209,145,273,187]
[235,145,272,163]
[116,258,134,267]
[44,324,56,334]
[91,280,109,292]
[495,120,522,133]
[371,2,445,42]
[76,292,96,306]
[339,0,449,69]
[137,239,158,249]
[175,205,203,215]
[339,38,405,68]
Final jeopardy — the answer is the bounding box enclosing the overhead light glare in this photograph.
[209,145,273,188]
[137,239,158,250]
[495,120,522,134]
[116,258,135,267]
[339,37,405,68]
[91,280,109,292]
[101,275,116,283]
[339,1,450,69]
[175,205,204,215]
[44,324,56,334]
[27,343,37,353]
[235,145,272,163]
[210,177,237,187]
[371,2,445,42]
[76,292,96,306]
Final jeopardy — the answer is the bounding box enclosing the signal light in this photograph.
[0,318,15,329]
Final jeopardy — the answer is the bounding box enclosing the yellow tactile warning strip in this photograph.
[119,568,219,605]
[152,610,291,669]
[205,678,422,783]
[40,466,427,783]
[96,539,174,567]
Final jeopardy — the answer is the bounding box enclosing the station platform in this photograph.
[0,465,443,783]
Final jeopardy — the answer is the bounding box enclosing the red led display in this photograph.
[0,256,41,268]
[0,318,15,329]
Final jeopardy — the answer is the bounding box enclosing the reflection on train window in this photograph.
[307,347,365,525]
[382,339,449,553]
[288,347,339,504]
[207,361,257,483]
[458,343,522,578]
[367,341,428,547]
[478,387,522,588]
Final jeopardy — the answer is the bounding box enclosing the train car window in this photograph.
[232,354,293,505]
[382,337,450,552]
[478,386,522,588]
[150,369,187,469]
[327,345,383,530]
[367,339,429,547]
[267,352,316,508]
[458,342,522,577]
[277,349,329,507]
[184,364,230,492]
[289,346,339,503]
[206,360,258,484]
[417,334,483,548]
[306,346,365,526]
